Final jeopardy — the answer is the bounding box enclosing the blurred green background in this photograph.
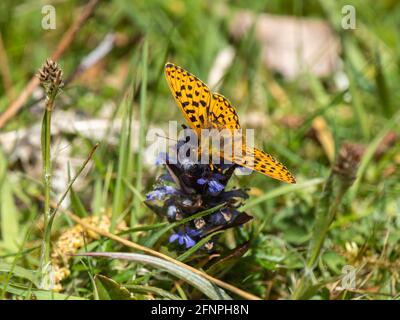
[0,0,399,300]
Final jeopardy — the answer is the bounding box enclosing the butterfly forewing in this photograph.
[165,63,211,134]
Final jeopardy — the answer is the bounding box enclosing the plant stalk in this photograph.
[292,144,360,299]
[38,96,55,289]
[37,59,64,289]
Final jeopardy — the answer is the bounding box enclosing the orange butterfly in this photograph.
[165,62,296,184]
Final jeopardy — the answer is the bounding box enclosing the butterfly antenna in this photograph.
[155,133,179,143]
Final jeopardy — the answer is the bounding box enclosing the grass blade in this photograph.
[5,284,86,300]
[132,37,148,226]
[349,110,400,200]
[125,284,182,300]
[76,252,232,300]
[177,231,224,262]
[111,97,131,231]
[0,262,36,283]
[94,275,133,300]
[0,180,19,252]
[241,178,324,211]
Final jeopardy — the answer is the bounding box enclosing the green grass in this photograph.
[0,0,399,300]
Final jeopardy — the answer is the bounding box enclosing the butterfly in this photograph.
[164,62,296,184]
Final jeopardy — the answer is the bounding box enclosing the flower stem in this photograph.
[38,98,55,289]
[37,59,64,289]
[292,143,361,299]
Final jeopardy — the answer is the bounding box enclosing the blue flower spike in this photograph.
[144,136,251,252]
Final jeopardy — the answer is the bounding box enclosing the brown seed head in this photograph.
[37,59,64,96]
[333,143,362,181]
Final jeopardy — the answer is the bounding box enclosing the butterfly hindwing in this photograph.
[165,63,211,133]
[226,146,296,184]
[209,93,241,131]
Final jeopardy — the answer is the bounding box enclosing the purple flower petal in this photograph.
[146,186,177,201]
[145,190,162,201]
[183,235,196,248]
[186,228,201,237]
[169,233,180,243]
[163,185,177,195]
[196,178,207,185]
[169,228,199,248]
[208,179,225,194]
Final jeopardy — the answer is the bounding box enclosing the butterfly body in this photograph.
[165,62,296,184]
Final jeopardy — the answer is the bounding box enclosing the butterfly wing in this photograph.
[165,62,296,183]
[165,63,211,134]
[226,145,296,184]
[208,93,241,130]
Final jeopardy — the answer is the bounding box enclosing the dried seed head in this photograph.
[204,242,214,251]
[50,215,127,292]
[194,217,206,229]
[333,143,362,181]
[37,59,64,97]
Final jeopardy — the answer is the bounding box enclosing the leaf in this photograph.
[77,252,231,300]
[94,275,133,300]
[349,110,400,200]
[375,51,392,117]
[201,212,253,236]
[5,284,85,300]
[241,178,324,211]
[293,276,341,300]
[323,251,347,274]
[177,231,225,262]
[70,186,89,218]
[132,38,148,224]
[0,151,20,252]
[0,262,37,284]
[111,98,131,231]
[40,109,48,167]
[92,177,103,217]
[283,226,310,245]
[206,242,250,277]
